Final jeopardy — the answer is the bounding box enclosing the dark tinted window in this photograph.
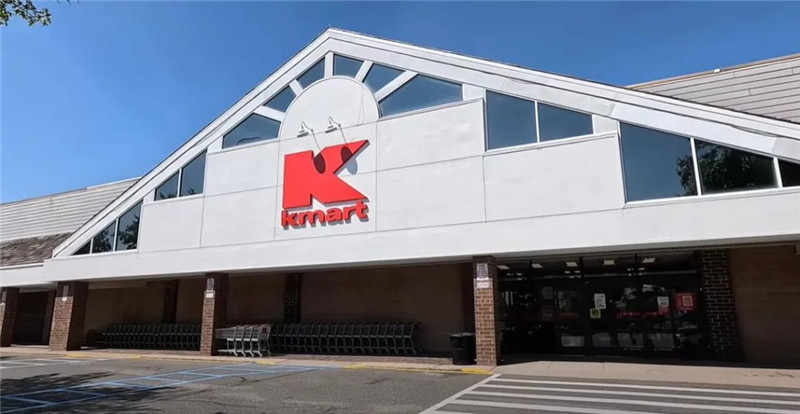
[115,202,142,251]
[486,91,536,149]
[695,140,776,194]
[74,242,90,255]
[222,114,280,149]
[155,172,179,200]
[333,55,362,78]
[265,86,295,112]
[379,75,462,117]
[363,63,402,92]
[779,160,800,187]
[296,59,324,88]
[538,103,593,142]
[180,151,206,196]
[91,222,116,253]
[620,123,697,202]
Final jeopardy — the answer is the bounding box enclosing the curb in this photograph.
[343,364,493,375]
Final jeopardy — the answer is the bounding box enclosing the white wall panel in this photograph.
[201,187,277,247]
[376,101,485,170]
[376,157,485,231]
[138,197,204,253]
[205,141,280,196]
[484,135,625,221]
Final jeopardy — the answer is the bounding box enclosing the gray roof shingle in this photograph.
[0,233,71,266]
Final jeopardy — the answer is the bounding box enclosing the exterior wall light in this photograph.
[297,122,312,137]
[325,117,341,133]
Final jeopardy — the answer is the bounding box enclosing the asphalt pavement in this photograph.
[0,353,484,413]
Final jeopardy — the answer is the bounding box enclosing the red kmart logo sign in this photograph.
[281,140,368,228]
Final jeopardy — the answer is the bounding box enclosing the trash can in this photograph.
[450,332,476,365]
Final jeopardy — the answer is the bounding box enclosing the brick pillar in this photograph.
[162,280,179,323]
[0,288,20,347]
[199,273,228,356]
[49,282,89,351]
[699,249,742,360]
[283,274,303,323]
[473,256,500,366]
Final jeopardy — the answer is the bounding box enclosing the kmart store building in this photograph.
[2,30,799,366]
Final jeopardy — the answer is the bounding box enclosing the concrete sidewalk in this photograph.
[4,346,799,388]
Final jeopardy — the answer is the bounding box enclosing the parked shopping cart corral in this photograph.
[215,324,271,357]
[267,322,420,355]
[101,323,200,350]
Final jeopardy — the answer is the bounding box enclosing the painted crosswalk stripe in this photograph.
[479,383,800,406]
[460,390,800,414]
[440,399,665,414]
[492,378,800,398]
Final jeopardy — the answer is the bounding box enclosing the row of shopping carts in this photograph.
[267,322,419,355]
[215,324,271,357]
[101,323,200,349]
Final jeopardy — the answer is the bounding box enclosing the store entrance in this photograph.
[498,251,709,359]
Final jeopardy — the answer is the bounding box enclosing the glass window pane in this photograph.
[180,151,206,196]
[695,140,776,194]
[91,222,116,253]
[222,114,280,149]
[155,172,179,201]
[264,86,295,112]
[379,75,462,117]
[779,159,800,187]
[73,241,90,255]
[115,201,142,251]
[363,63,402,92]
[486,91,537,149]
[620,123,697,202]
[296,59,324,88]
[333,55,362,78]
[538,103,593,142]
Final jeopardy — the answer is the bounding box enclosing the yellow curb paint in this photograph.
[256,360,277,365]
[460,368,493,374]
[342,365,486,375]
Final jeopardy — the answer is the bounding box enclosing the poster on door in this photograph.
[674,292,697,312]
[593,293,606,309]
[657,296,670,315]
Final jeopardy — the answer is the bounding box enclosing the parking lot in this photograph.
[0,353,484,413]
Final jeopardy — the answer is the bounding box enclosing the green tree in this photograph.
[1,0,52,26]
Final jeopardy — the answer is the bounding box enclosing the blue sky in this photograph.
[2,1,799,202]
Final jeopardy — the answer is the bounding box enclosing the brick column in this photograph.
[0,288,20,347]
[162,280,179,323]
[283,274,303,323]
[699,249,742,360]
[49,282,89,351]
[473,256,500,366]
[199,273,228,356]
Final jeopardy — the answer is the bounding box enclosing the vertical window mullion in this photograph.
[112,219,119,251]
[773,157,784,188]
[690,137,703,196]
[176,167,184,198]
[534,101,541,143]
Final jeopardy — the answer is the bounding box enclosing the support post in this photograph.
[49,282,89,351]
[283,274,303,323]
[199,273,228,356]
[699,249,742,360]
[0,287,20,347]
[473,256,500,366]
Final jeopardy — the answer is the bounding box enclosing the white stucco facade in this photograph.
[3,29,799,288]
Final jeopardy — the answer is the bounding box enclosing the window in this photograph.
[155,172,179,201]
[333,55,362,78]
[115,201,142,251]
[91,222,116,253]
[74,242,90,255]
[363,63,402,92]
[486,91,537,149]
[620,123,697,202]
[296,59,324,88]
[379,75,462,117]
[695,140,776,194]
[779,160,800,187]
[222,114,280,149]
[264,86,295,112]
[180,151,206,196]
[538,103,593,142]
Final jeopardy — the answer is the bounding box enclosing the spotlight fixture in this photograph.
[497,264,510,270]
[297,122,312,137]
[530,262,543,269]
[642,257,656,264]
[566,261,579,268]
[325,116,341,133]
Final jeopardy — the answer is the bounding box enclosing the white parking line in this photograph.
[0,357,107,370]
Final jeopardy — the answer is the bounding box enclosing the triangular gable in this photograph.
[52,28,800,258]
